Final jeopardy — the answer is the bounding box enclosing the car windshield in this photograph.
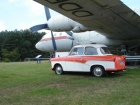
[100,47,111,54]
[69,47,84,55]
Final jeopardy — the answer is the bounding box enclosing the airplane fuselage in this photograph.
[36,31,140,52]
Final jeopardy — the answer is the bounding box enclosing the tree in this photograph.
[0,30,46,61]
[2,49,20,62]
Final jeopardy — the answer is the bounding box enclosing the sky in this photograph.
[0,0,140,32]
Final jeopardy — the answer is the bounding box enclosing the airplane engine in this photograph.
[47,15,92,32]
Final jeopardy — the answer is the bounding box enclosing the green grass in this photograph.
[0,61,140,105]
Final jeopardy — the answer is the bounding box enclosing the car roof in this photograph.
[73,44,107,48]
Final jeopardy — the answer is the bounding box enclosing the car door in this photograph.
[65,47,84,71]
[82,46,98,72]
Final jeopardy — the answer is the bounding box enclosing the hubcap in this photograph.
[94,67,102,77]
[56,66,62,74]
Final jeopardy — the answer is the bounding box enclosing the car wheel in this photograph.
[92,66,105,77]
[55,65,63,75]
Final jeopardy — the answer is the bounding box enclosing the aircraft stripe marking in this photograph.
[40,36,67,42]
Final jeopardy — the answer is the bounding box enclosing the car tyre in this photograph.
[55,65,63,75]
[92,66,105,77]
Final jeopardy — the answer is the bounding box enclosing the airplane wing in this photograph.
[34,0,140,39]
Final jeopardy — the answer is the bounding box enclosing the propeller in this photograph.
[50,30,57,51]
[30,6,57,51]
[30,7,50,32]
[65,31,73,36]
[30,24,48,32]
[44,7,57,51]
[65,31,75,48]
[44,7,51,20]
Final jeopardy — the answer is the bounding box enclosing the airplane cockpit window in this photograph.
[100,47,111,54]
[69,47,84,55]
[85,47,97,55]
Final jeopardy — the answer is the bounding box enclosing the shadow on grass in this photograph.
[61,71,125,78]
[64,72,91,77]
[106,72,125,78]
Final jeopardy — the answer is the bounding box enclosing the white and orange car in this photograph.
[50,44,126,77]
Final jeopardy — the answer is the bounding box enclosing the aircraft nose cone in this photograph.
[35,42,45,52]
[35,41,54,52]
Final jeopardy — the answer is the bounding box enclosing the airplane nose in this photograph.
[35,42,45,52]
[35,41,54,52]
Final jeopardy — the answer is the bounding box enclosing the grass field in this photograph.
[0,61,140,105]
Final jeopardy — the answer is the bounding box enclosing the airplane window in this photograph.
[70,47,84,55]
[85,47,97,55]
[100,47,111,54]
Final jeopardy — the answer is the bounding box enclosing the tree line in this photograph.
[0,30,47,62]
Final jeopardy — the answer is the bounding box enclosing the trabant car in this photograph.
[50,44,126,77]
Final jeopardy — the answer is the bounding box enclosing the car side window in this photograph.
[70,47,84,55]
[85,47,97,55]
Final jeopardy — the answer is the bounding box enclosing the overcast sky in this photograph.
[0,0,140,31]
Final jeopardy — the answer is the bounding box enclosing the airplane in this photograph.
[31,0,140,54]
[36,30,140,53]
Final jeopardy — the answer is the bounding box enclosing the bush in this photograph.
[3,58,11,62]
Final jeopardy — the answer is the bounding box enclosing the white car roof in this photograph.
[73,44,107,48]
